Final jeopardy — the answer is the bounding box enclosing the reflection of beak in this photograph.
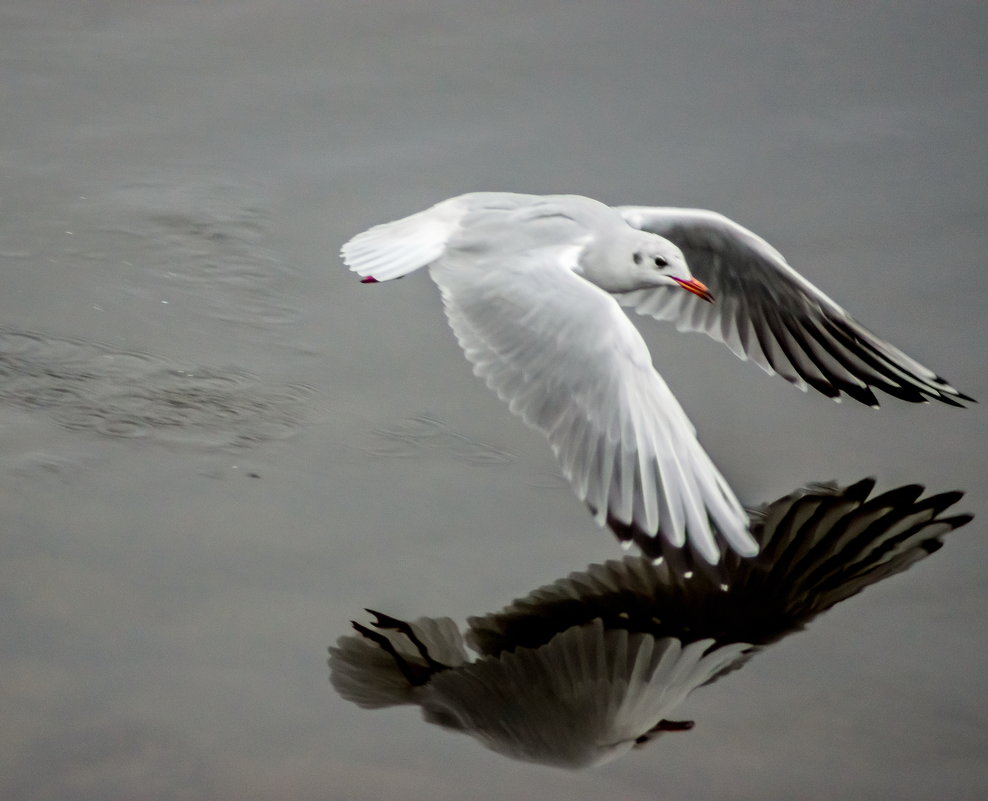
[671,276,714,303]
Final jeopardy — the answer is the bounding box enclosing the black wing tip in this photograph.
[791,370,972,409]
[813,317,974,407]
[598,507,729,572]
[942,512,975,529]
[918,537,944,555]
[837,383,973,408]
[866,483,926,509]
[919,488,966,510]
[841,384,881,408]
[916,510,975,552]
[934,376,976,404]
[844,476,879,499]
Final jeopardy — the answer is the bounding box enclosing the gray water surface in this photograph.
[1,2,986,799]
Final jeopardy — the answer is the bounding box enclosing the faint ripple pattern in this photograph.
[0,328,314,448]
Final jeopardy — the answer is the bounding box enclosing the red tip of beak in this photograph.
[360,276,379,284]
[672,276,714,303]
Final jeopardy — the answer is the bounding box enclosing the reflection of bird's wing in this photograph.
[466,479,972,660]
[421,620,748,769]
[329,616,467,709]
[616,206,971,407]
[743,478,973,623]
[430,247,755,563]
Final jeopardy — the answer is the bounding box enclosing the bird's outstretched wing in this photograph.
[616,207,972,407]
[423,622,746,768]
[430,248,756,563]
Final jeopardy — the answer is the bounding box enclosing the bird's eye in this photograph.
[654,256,668,268]
[632,252,642,265]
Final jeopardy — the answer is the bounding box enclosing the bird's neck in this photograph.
[576,244,641,294]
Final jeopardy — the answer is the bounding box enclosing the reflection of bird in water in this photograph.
[329,479,972,769]
[342,193,971,563]
[334,611,745,769]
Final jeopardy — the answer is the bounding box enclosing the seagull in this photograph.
[329,480,972,769]
[341,193,971,563]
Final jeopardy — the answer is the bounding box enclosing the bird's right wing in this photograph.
[616,206,972,407]
[430,249,756,563]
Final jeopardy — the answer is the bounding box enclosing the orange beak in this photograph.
[672,276,714,303]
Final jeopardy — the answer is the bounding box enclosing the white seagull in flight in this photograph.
[341,193,970,563]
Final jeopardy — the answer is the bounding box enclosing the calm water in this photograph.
[1,2,985,799]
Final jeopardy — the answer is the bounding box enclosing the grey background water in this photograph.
[1,2,985,799]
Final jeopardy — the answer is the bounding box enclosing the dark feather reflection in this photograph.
[329,479,972,769]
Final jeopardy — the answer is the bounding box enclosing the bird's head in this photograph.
[629,233,713,301]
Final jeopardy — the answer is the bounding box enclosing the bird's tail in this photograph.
[329,614,468,708]
[341,198,465,282]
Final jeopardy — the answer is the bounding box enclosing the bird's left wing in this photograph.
[616,206,972,407]
[430,247,756,563]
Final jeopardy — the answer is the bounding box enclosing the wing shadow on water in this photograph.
[329,479,972,769]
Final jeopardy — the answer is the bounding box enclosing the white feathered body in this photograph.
[341,192,969,563]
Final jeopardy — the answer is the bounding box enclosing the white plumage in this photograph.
[341,192,970,563]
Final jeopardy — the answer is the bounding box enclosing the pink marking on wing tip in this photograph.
[360,276,379,284]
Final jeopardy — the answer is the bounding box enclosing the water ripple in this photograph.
[63,179,299,331]
[360,414,517,467]
[0,326,314,449]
